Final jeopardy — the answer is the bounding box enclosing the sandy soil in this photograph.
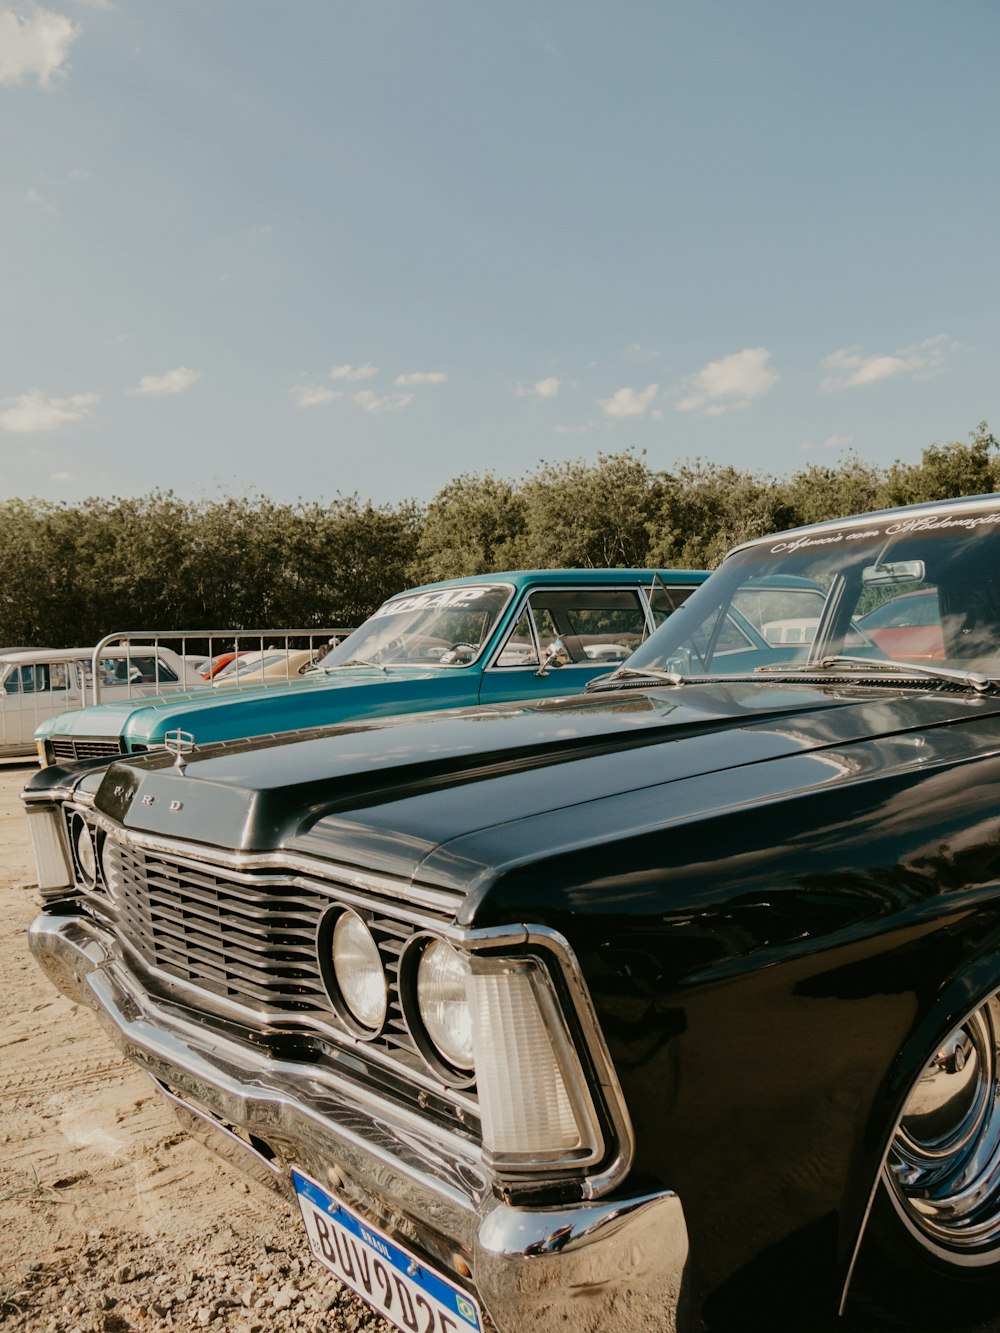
[2,758,1000,1333]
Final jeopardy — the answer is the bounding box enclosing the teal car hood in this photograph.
[35,666,474,746]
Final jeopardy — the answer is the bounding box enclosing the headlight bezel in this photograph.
[400,934,476,1086]
[317,906,389,1037]
[70,812,99,889]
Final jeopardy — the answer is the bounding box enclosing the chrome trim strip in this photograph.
[23,785,84,806]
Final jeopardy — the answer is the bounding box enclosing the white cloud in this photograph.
[394,370,447,387]
[50,470,71,481]
[331,362,377,382]
[25,187,56,214]
[821,335,956,391]
[0,388,98,433]
[291,384,341,409]
[597,383,659,419]
[674,348,778,415]
[0,4,80,88]
[516,376,562,399]
[132,367,200,397]
[353,389,412,414]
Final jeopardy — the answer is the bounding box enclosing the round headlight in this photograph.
[72,816,97,887]
[332,911,387,1031]
[416,939,474,1072]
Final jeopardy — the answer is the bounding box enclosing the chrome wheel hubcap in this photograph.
[887,996,1000,1256]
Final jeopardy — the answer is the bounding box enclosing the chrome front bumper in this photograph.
[29,911,693,1333]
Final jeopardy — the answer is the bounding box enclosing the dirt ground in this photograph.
[3,757,1000,1333]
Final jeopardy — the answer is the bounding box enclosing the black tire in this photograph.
[853,992,1000,1328]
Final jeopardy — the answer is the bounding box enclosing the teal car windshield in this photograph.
[320,583,514,669]
[626,506,1000,678]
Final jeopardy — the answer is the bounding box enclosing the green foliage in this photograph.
[518,453,665,568]
[0,492,421,646]
[1,426,996,645]
[778,455,885,529]
[414,474,527,583]
[879,422,1000,507]
[649,461,796,568]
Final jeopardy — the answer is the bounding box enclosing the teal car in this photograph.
[36,568,707,765]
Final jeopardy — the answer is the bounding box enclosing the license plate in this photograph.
[293,1168,482,1333]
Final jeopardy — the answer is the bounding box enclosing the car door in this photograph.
[478,585,656,706]
[1,660,80,749]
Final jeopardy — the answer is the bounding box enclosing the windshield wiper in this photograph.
[755,655,998,695]
[586,665,687,692]
[323,657,388,673]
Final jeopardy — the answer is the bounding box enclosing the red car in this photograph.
[856,588,944,659]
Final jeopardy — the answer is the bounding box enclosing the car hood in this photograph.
[63,679,1000,903]
[34,665,457,741]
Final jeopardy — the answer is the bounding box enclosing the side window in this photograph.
[497,589,648,666]
[710,613,757,655]
[530,606,561,655]
[495,606,539,666]
[131,656,179,683]
[1,667,19,695]
[648,581,695,629]
[99,657,132,686]
[734,587,827,646]
[17,665,50,693]
[49,662,71,691]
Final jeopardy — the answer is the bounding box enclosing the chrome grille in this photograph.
[51,737,126,762]
[105,840,421,1062]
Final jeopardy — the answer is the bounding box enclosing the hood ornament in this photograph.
[164,728,196,773]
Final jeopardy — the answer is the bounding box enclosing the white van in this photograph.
[0,645,202,758]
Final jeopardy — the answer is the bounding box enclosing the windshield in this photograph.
[322,584,513,668]
[626,506,1000,678]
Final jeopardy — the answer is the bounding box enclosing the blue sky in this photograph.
[2,1,998,506]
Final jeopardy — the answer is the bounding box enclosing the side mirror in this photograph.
[535,638,570,676]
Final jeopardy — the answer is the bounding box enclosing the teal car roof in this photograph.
[399,567,709,594]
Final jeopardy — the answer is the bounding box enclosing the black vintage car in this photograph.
[23,494,1000,1331]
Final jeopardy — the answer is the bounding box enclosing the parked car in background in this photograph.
[34,568,708,764]
[199,651,246,679]
[855,586,945,659]
[210,647,320,686]
[25,495,1000,1331]
[1,645,201,758]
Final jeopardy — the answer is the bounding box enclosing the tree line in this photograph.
[1,423,996,648]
